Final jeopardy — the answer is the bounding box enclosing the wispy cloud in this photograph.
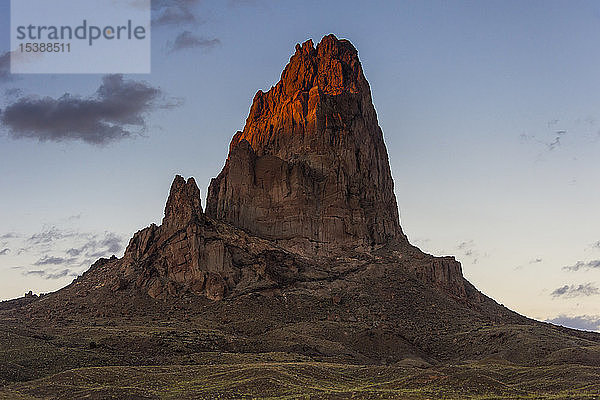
[547,130,566,151]
[545,314,600,332]
[65,232,123,259]
[1,74,174,145]
[520,117,600,157]
[152,0,201,26]
[514,257,544,270]
[519,128,566,151]
[563,260,600,272]
[66,214,82,222]
[33,256,77,266]
[27,226,77,246]
[551,283,599,298]
[455,240,484,264]
[7,226,123,281]
[24,269,74,280]
[228,0,260,5]
[18,231,123,281]
[545,119,567,151]
[168,31,221,53]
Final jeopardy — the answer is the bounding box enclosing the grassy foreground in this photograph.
[1,356,599,400]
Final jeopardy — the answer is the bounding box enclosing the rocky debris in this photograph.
[207,34,406,255]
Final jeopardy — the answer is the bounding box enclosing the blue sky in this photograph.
[0,0,599,331]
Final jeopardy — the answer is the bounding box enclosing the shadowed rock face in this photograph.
[78,35,469,301]
[206,34,406,255]
[162,175,203,231]
[113,176,322,300]
[118,176,225,300]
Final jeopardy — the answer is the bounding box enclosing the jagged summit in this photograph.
[207,34,405,255]
[163,175,203,230]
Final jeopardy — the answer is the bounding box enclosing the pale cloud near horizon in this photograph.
[1,226,124,282]
[546,314,600,332]
[563,260,600,272]
[550,283,599,298]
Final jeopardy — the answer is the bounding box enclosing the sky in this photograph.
[0,0,599,332]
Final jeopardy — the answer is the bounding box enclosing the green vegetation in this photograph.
[1,357,599,399]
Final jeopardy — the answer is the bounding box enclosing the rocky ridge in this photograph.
[83,34,471,302]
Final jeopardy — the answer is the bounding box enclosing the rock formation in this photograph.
[207,34,406,255]
[4,36,600,388]
[73,34,470,302]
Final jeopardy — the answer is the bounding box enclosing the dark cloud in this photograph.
[0,233,19,239]
[0,51,11,83]
[545,315,600,332]
[529,258,543,264]
[563,260,600,272]
[551,283,599,298]
[24,268,73,280]
[0,248,10,256]
[1,74,170,145]
[152,0,200,26]
[168,31,221,53]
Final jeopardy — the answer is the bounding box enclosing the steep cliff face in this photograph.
[73,34,470,301]
[110,176,324,300]
[206,34,406,255]
[117,176,229,300]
